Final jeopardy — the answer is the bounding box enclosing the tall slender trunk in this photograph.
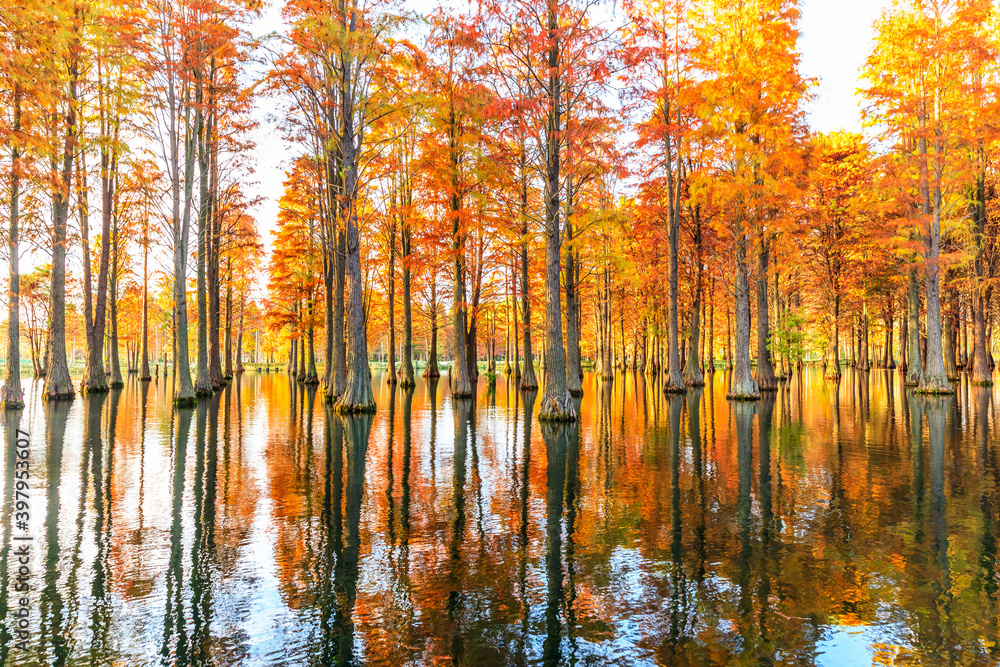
[825,296,841,379]
[538,0,574,421]
[857,302,870,371]
[400,224,415,386]
[899,308,908,374]
[729,230,758,399]
[972,163,992,385]
[683,210,704,387]
[906,268,922,385]
[519,149,537,391]
[424,280,440,377]
[917,102,951,394]
[193,75,212,396]
[140,215,151,381]
[334,229,346,396]
[236,298,245,373]
[335,92,375,412]
[564,223,582,396]
[224,258,233,379]
[387,219,397,384]
[707,277,715,374]
[2,85,24,408]
[170,60,196,405]
[45,45,80,401]
[108,210,123,388]
[754,235,776,390]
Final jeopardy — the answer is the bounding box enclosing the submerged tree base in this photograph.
[110,380,124,389]
[538,388,577,421]
[726,391,761,401]
[334,400,377,414]
[915,375,955,394]
[1,400,24,410]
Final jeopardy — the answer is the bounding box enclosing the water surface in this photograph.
[0,369,998,666]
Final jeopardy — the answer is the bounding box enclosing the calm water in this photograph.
[0,368,998,666]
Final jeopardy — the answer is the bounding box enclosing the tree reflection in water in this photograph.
[0,370,996,665]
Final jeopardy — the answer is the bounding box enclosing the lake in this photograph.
[0,368,997,666]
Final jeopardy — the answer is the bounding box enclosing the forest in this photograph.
[1,0,997,419]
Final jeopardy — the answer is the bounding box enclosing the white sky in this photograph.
[248,0,896,257]
[799,0,893,133]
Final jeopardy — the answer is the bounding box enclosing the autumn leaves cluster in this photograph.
[264,0,1000,411]
[0,0,262,407]
[4,0,997,413]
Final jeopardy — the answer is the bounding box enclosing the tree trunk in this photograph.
[44,59,79,402]
[335,137,375,412]
[224,258,233,379]
[322,249,335,400]
[451,222,473,397]
[825,296,841,379]
[943,285,958,380]
[664,201,684,392]
[564,225,583,396]
[387,224,397,384]
[885,311,896,369]
[140,216,151,381]
[972,170,992,384]
[236,301,245,374]
[424,281,440,378]
[81,127,113,394]
[304,300,319,384]
[2,86,24,408]
[193,86,213,397]
[753,237,777,390]
[906,269,922,385]
[683,220,704,387]
[857,303,870,371]
[334,230,347,396]
[400,225,415,387]
[537,6,574,422]
[729,232,758,400]
[916,124,951,393]
[519,192,537,391]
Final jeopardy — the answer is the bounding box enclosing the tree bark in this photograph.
[140,215,151,381]
[424,282,440,378]
[729,232,758,400]
[335,137,375,412]
[108,213,123,388]
[683,213,704,387]
[193,80,213,397]
[825,296,841,379]
[906,269,922,385]
[916,113,951,394]
[2,85,24,409]
[224,258,233,379]
[387,220,397,384]
[537,1,575,422]
[44,52,79,402]
[753,236,777,390]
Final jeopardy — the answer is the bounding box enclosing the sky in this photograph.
[249,0,897,257]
